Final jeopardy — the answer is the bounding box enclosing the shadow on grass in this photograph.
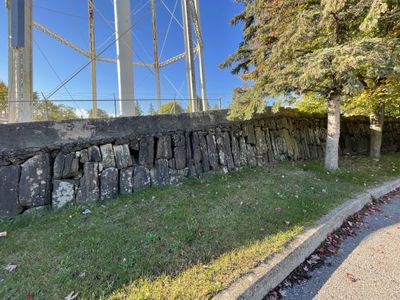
[0,154,399,299]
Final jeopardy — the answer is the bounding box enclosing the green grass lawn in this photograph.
[0,154,399,299]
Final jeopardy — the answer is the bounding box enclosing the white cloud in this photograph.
[74,108,89,119]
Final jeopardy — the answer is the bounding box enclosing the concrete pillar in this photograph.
[113,0,136,116]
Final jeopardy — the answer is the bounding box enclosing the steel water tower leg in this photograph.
[193,0,207,111]
[114,0,135,116]
[151,0,161,113]
[20,0,33,123]
[7,0,16,123]
[88,0,97,118]
[181,0,197,112]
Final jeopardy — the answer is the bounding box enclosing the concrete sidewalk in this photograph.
[283,195,400,300]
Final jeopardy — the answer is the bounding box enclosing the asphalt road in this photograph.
[282,195,400,300]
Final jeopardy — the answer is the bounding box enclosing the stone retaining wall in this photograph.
[1,110,399,217]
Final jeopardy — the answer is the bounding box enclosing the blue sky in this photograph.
[0,0,245,115]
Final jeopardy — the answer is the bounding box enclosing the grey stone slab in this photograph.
[0,165,20,217]
[88,145,101,162]
[53,152,65,180]
[133,165,151,190]
[79,149,89,163]
[100,167,119,200]
[100,144,116,169]
[114,144,133,169]
[19,153,51,208]
[151,159,170,186]
[139,137,154,168]
[206,134,220,171]
[76,162,99,204]
[120,167,133,194]
[156,135,172,159]
[62,152,80,178]
[52,180,75,209]
[174,146,187,170]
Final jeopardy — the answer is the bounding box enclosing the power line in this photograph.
[94,0,185,99]
[34,39,82,112]
[45,7,150,100]
[159,0,179,60]
[34,5,87,19]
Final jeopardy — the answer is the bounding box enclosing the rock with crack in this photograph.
[19,153,51,208]
[62,152,80,178]
[0,165,20,217]
[52,180,76,209]
[100,167,119,200]
[76,162,99,204]
[53,153,65,180]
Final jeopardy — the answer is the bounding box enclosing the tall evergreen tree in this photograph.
[223,0,400,170]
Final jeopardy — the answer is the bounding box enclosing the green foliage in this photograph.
[0,81,80,121]
[160,100,184,114]
[34,100,78,121]
[295,93,327,114]
[295,77,400,118]
[0,81,7,112]
[88,108,109,119]
[148,103,156,115]
[223,0,400,120]
[344,76,400,117]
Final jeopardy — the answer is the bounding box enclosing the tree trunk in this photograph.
[369,105,384,160]
[324,95,341,171]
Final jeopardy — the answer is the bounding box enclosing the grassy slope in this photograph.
[0,154,399,299]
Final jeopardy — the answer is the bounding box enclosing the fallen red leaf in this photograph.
[346,272,357,283]
[275,207,283,214]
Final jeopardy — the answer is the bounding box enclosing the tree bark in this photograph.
[369,105,384,160]
[324,95,341,171]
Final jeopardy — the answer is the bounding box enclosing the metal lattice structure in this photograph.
[6,0,208,123]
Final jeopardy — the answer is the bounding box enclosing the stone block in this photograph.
[133,166,151,190]
[120,167,133,194]
[100,144,116,168]
[0,165,20,217]
[76,162,99,204]
[100,167,119,200]
[53,152,65,180]
[151,159,170,186]
[174,146,186,170]
[79,149,89,163]
[52,180,75,209]
[114,144,133,169]
[217,132,235,170]
[62,152,80,178]
[88,145,102,162]
[199,133,210,172]
[156,135,172,159]
[139,137,154,168]
[19,153,51,208]
[206,134,220,170]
